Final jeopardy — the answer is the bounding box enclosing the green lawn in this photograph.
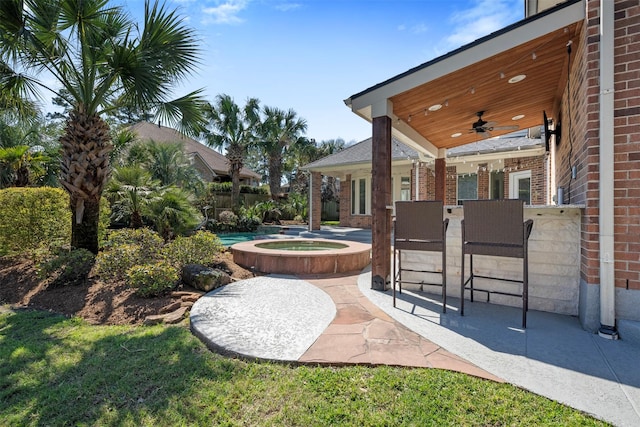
[0,309,608,426]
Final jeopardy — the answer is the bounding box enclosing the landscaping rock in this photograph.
[163,306,189,324]
[182,264,231,292]
[159,301,182,314]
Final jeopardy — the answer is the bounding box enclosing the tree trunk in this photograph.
[268,151,282,200]
[59,110,112,254]
[227,143,244,210]
[70,196,100,253]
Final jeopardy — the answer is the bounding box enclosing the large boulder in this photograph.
[182,264,231,292]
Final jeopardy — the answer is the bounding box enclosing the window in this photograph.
[491,171,505,199]
[400,176,411,201]
[351,177,369,215]
[509,170,531,204]
[351,179,356,215]
[359,178,366,214]
[457,174,477,205]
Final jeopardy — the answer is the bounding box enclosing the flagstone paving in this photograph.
[298,272,502,381]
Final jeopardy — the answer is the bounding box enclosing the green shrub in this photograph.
[101,228,164,255]
[126,262,179,297]
[162,231,224,269]
[237,215,261,232]
[218,210,237,225]
[96,229,164,279]
[37,248,95,287]
[0,187,70,257]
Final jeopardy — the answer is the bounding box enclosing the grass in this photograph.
[0,309,608,426]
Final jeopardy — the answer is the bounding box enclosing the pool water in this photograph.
[217,226,280,247]
[255,240,348,251]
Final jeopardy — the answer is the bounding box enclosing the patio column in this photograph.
[435,157,446,202]
[371,101,392,290]
[310,171,322,230]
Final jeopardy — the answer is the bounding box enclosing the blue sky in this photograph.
[125,0,523,144]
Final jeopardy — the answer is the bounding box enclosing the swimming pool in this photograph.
[217,226,281,247]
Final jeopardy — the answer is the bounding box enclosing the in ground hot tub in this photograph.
[231,238,371,275]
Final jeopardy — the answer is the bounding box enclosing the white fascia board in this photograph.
[349,1,584,112]
[391,121,438,159]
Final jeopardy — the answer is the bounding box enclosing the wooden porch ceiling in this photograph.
[390,23,582,151]
[345,0,585,157]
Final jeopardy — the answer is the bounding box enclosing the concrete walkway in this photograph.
[191,267,640,427]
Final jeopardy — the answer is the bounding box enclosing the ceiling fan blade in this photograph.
[490,125,519,131]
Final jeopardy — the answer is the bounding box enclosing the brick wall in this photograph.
[611,0,640,290]
[411,163,431,200]
[339,174,373,229]
[558,0,640,291]
[478,163,490,199]
[445,166,457,205]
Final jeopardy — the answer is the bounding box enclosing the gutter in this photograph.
[598,0,617,339]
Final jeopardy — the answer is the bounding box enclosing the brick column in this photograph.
[340,174,352,226]
[310,171,322,230]
[478,163,490,199]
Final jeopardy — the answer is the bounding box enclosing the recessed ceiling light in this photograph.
[428,104,442,111]
[512,114,525,120]
[451,132,462,138]
[508,74,526,84]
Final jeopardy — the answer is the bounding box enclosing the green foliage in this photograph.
[254,199,281,223]
[280,192,308,220]
[95,229,164,279]
[162,231,224,269]
[0,187,70,257]
[146,187,202,240]
[37,248,95,287]
[126,261,179,297]
[218,210,238,225]
[203,182,268,195]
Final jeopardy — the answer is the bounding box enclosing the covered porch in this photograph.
[341,0,623,331]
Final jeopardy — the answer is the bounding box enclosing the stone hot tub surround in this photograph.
[231,238,371,275]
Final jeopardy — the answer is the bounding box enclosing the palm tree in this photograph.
[257,106,307,199]
[105,166,157,229]
[0,145,49,188]
[142,141,204,193]
[146,186,201,241]
[205,94,260,209]
[0,0,207,253]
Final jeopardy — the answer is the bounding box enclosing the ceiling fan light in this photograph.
[512,114,525,120]
[508,74,526,84]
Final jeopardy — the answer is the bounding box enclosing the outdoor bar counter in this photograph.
[398,204,583,316]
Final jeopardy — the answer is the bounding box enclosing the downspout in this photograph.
[598,0,618,339]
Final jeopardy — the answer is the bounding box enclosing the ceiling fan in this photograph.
[468,111,518,137]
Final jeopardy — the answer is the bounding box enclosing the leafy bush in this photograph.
[96,228,164,279]
[37,248,95,287]
[162,231,224,269]
[38,248,93,284]
[126,261,179,297]
[204,182,268,194]
[218,210,237,225]
[237,215,261,232]
[0,187,70,257]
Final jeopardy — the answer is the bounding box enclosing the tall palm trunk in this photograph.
[268,149,283,199]
[227,143,244,210]
[59,110,112,254]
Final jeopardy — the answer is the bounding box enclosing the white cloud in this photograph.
[202,1,249,25]
[275,3,301,12]
[442,0,521,51]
